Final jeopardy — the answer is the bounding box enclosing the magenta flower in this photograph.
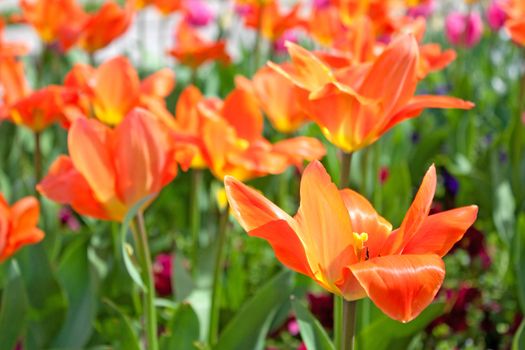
[487,1,508,31]
[184,0,215,27]
[273,30,299,55]
[407,0,436,19]
[153,253,173,296]
[445,11,484,47]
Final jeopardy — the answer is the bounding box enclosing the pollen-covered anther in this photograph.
[353,232,369,260]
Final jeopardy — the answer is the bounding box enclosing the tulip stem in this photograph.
[335,151,354,348]
[253,4,266,73]
[133,212,159,350]
[342,300,358,350]
[34,131,42,187]
[190,169,203,273]
[340,152,353,188]
[208,204,229,345]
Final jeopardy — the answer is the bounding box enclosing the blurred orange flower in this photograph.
[20,0,86,51]
[64,56,175,126]
[8,86,76,132]
[242,1,303,41]
[0,194,45,262]
[172,86,325,181]
[269,35,473,153]
[38,109,180,222]
[77,1,134,53]
[225,160,478,322]
[502,0,525,45]
[168,21,230,69]
[235,65,309,133]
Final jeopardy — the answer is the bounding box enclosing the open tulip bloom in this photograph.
[225,160,478,323]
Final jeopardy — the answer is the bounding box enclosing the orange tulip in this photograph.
[77,1,134,53]
[225,160,478,322]
[172,86,325,181]
[269,34,474,153]
[502,0,525,46]
[236,65,310,133]
[20,0,87,51]
[8,85,76,132]
[168,21,230,69]
[0,194,45,262]
[64,56,175,126]
[38,108,179,222]
[242,2,303,41]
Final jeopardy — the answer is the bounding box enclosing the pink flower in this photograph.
[273,30,298,55]
[407,0,436,19]
[312,0,330,10]
[287,319,300,336]
[184,0,215,27]
[487,1,508,31]
[153,253,173,296]
[445,11,484,48]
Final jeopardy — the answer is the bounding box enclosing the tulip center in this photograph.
[353,232,369,261]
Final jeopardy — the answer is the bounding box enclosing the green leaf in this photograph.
[357,302,444,350]
[513,320,525,350]
[52,234,98,348]
[493,181,515,245]
[120,195,156,291]
[160,303,200,350]
[17,244,68,349]
[291,297,334,350]
[514,214,525,314]
[173,253,194,302]
[0,260,29,350]
[213,270,294,350]
[103,299,141,350]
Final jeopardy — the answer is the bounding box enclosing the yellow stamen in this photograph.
[353,232,369,260]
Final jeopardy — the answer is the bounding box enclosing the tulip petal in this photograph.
[350,254,445,322]
[37,156,114,220]
[69,118,117,206]
[381,165,436,255]
[339,189,392,259]
[506,19,525,46]
[221,88,263,142]
[402,206,478,257]
[10,197,39,235]
[224,176,312,276]
[294,161,357,285]
[359,34,418,117]
[268,42,333,92]
[93,56,140,125]
[114,109,175,206]
[383,95,474,133]
[140,68,176,98]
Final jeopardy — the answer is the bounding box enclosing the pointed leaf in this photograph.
[291,297,335,350]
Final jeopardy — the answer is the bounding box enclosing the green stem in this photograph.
[190,169,203,273]
[253,4,266,73]
[88,52,96,66]
[34,131,42,188]
[341,300,358,350]
[133,212,159,350]
[339,151,353,188]
[334,151,354,348]
[208,204,230,345]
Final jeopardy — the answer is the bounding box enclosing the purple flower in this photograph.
[153,253,173,296]
[429,284,481,332]
[442,169,459,197]
[445,11,484,48]
[287,319,300,336]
